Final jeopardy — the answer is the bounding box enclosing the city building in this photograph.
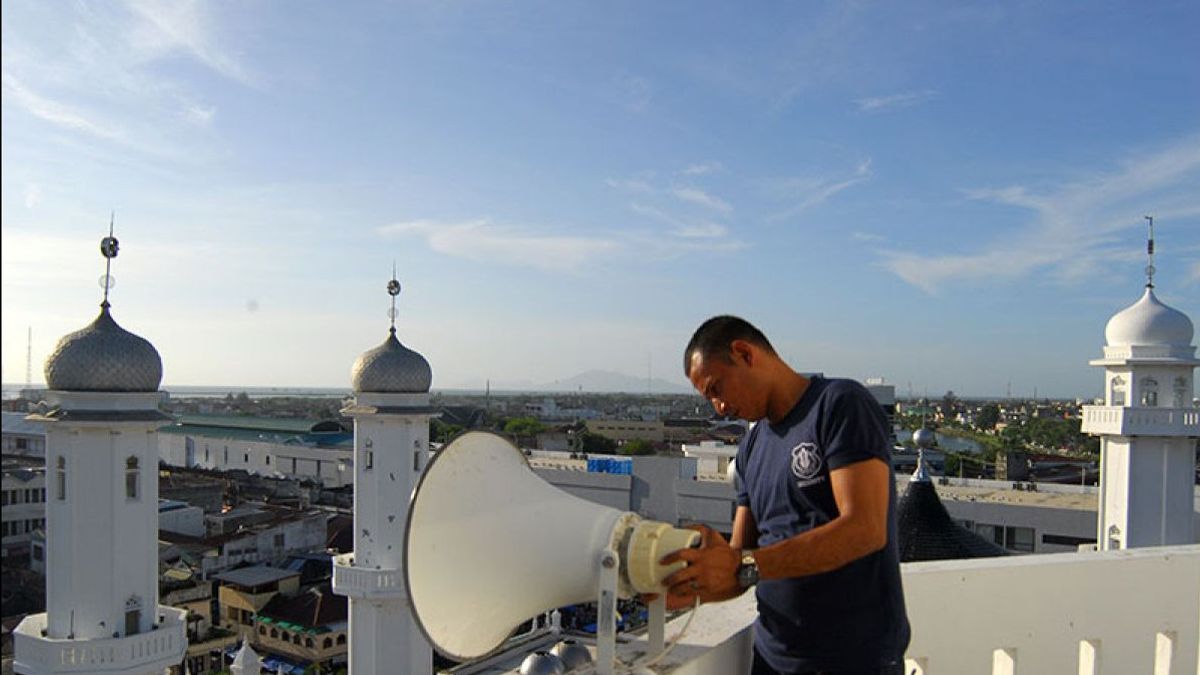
[158,503,327,579]
[1,455,45,560]
[158,416,354,488]
[1,412,46,456]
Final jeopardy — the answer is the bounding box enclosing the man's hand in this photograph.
[657,524,743,610]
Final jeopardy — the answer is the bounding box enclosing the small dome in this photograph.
[351,329,432,393]
[913,428,936,449]
[1105,288,1194,347]
[550,641,591,670]
[519,651,565,675]
[44,305,162,392]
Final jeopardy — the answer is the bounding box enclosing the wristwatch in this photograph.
[736,551,759,589]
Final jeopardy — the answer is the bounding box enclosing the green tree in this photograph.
[618,439,656,456]
[581,432,617,455]
[976,404,1000,430]
[503,417,546,436]
[430,419,464,443]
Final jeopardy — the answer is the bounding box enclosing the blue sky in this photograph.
[2,1,1198,398]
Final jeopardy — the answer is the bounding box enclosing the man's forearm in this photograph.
[753,514,885,580]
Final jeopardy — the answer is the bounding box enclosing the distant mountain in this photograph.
[534,370,693,394]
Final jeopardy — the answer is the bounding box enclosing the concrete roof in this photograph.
[213,565,299,587]
[1,412,45,437]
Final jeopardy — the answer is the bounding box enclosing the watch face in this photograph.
[737,561,759,588]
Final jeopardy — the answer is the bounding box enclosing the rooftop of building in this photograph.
[1,411,46,437]
[158,414,353,448]
[213,565,301,589]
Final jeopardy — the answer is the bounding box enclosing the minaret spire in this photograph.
[387,262,401,334]
[99,211,119,308]
[1144,215,1155,289]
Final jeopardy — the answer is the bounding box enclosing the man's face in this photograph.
[688,344,767,421]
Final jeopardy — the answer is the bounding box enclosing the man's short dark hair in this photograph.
[683,315,775,376]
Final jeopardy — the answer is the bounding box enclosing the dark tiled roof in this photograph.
[260,585,347,628]
[325,515,353,553]
[897,479,1009,562]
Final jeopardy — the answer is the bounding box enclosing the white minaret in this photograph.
[332,273,433,675]
[13,226,187,675]
[1082,218,1199,550]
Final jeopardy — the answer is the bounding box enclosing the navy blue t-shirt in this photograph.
[735,376,910,672]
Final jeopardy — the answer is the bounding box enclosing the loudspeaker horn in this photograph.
[404,431,699,662]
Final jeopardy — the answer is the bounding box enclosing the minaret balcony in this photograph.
[1082,405,1200,437]
[332,553,407,600]
[12,606,186,675]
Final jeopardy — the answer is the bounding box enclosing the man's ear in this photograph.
[729,339,754,366]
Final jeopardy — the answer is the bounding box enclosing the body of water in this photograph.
[895,425,985,453]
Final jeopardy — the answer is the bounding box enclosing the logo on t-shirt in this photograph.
[790,442,825,486]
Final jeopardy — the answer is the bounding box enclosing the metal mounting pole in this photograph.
[647,594,666,655]
[596,548,620,675]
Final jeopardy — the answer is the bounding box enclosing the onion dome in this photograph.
[351,328,432,393]
[43,304,162,392]
[1104,288,1194,347]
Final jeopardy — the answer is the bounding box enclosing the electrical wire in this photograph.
[617,596,701,673]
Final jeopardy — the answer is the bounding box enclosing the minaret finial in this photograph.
[386,262,401,334]
[1144,215,1155,289]
[99,211,119,308]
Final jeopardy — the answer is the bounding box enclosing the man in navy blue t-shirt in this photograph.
[662,315,910,675]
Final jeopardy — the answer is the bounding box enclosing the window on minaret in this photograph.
[55,457,66,500]
[365,450,374,471]
[1140,378,1158,407]
[126,456,140,501]
[1110,376,1126,406]
[1173,377,1188,407]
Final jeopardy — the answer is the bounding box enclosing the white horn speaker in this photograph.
[404,431,699,663]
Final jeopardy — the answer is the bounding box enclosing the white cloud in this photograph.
[124,0,255,86]
[24,184,42,209]
[2,71,123,140]
[1188,261,1200,285]
[183,104,216,126]
[629,203,727,239]
[856,89,937,112]
[681,161,723,176]
[852,231,884,242]
[377,219,619,272]
[882,135,1200,293]
[671,187,733,214]
[605,177,655,194]
[769,158,873,221]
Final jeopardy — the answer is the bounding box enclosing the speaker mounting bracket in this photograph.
[595,546,619,675]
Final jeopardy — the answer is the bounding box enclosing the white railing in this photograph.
[621,545,1200,675]
[1081,406,1200,436]
[331,552,406,599]
[13,606,187,673]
